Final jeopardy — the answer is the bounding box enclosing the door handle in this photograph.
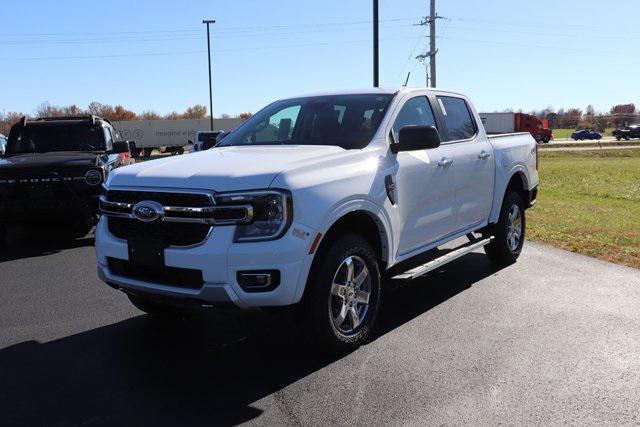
[437,157,453,167]
[478,151,491,160]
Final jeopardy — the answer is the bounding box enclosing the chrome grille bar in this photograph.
[99,195,253,225]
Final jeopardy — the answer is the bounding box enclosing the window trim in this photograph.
[434,95,478,144]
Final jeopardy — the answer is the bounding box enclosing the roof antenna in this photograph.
[403,71,411,87]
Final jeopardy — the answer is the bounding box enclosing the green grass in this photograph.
[552,128,614,139]
[528,149,640,268]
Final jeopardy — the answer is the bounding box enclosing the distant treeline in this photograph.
[496,103,638,130]
[0,102,252,135]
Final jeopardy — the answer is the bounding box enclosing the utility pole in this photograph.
[203,19,215,131]
[373,0,379,87]
[429,0,436,87]
[417,1,444,88]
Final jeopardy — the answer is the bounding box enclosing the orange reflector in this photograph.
[308,233,323,254]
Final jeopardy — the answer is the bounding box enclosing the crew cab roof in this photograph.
[281,86,468,100]
[19,115,112,128]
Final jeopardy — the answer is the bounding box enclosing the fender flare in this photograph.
[293,198,394,303]
[489,165,530,224]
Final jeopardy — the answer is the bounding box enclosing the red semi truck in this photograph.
[480,112,553,143]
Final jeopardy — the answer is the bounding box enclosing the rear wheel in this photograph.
[543,136,550,143]
[143,148,153,158]
[305,234,381,353]
[484,191,526,265]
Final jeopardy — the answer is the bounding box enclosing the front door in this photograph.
[392,96,458,256]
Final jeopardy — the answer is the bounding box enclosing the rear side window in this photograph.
[391,96,437,142]
[437,96,476,141]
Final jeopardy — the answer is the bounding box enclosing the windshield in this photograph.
[7,123,106,155]
[218,94,395,149]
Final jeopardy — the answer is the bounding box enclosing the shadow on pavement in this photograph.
[0,224,94,262]
[0,253,500,426]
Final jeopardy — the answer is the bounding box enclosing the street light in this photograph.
[203,19,215,131]
[373,0,379,87]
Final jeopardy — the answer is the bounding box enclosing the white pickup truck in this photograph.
[96,87,538,352]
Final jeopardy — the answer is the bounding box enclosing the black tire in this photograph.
[616,136,621,141]
[484,191,526,266]
[543,136,550,143]
[143,148,153,158]
[127,294,183,318]
[305,234,381,353]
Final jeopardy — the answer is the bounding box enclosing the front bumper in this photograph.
[0,193,100,222]
[95,216,316,308]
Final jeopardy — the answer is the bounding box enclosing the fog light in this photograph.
[236,270,280,292]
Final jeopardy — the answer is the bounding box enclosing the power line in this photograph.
[0,22,417,46]
[394,26,427,84]
[0,35,422,62]
[0,17,416,37]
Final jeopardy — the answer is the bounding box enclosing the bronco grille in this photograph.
[105,190,213,247]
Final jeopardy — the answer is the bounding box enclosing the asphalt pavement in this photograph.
[1,228,640,425]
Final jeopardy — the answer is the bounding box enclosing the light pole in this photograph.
[373,0,379,87]
[203,19,215,131]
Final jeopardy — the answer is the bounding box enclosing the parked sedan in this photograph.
[571,129,602,140]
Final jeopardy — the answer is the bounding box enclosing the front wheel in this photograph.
[543,136,550,143]
[305,234,381,353]
[484,191,526,265]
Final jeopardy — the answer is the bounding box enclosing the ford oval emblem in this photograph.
[132,200,163,223]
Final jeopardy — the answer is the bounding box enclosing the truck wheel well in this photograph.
[317,211,387,270]
[506,172,528,207]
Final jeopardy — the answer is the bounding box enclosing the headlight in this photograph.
[84,169,102,186]
[215,189,292,242]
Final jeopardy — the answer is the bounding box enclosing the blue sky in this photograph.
[1,0,638,116]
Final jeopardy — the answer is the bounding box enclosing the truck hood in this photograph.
[107,145,347,191]
[0,152,100,170]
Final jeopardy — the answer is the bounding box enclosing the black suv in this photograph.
[0,115,130,236]
[613,124,640,141]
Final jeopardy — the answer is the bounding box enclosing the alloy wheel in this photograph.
[329,255,371,334]
[506,204,522,252]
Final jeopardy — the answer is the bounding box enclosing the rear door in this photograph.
[435,95,494,231]
[391,95,459,256]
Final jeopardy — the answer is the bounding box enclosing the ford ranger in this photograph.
[96,88,538,352]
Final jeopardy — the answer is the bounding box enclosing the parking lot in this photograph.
[2,229,639,425]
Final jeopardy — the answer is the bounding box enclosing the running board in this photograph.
[392,236,494,280]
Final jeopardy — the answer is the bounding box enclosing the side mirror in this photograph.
[391,125,441,153]
[109,140,131,154]
[216,131,229,143]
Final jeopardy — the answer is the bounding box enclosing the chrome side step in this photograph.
[392,236,494,280]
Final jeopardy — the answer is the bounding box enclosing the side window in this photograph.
[391,96,437,142]
[103,127,113,150]
[437,96,477,141]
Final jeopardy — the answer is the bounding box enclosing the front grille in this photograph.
[107,190,212,207]
[105,189,214,246]
[108,217,211,246]
[0,168,100,199]
[108,257,203,289]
